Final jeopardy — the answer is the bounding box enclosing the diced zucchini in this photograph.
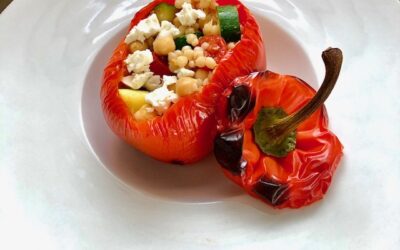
[194,31,204,38]
[154,3,177,22]
[174,32,203,50]
[118,89,149,113]
[174,36,189,50]
[217,5,241,42]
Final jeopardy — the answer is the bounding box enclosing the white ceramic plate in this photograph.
[1,0,400,249]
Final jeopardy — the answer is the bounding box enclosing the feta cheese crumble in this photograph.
[125,14,161,44]
[176,3,206,26]
[122,72,154,90]
[175,68,195,78]
[145,79,178,115]
[162,75,178,86]
[144,75,162,91]
[158,21,180,38]
[124,49,153,74]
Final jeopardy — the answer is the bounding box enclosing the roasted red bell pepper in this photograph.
[101,0,265,164]
[214,48,343,208]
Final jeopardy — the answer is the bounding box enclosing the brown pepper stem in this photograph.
[266,48,343,143]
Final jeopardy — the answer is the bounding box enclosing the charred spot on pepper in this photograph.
[228,85,255,122]
[214,129,247,175]
[254,178,288,206]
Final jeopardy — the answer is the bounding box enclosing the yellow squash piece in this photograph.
[118,89,149,113]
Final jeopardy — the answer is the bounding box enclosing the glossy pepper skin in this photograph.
[101,0,266,164]
[215,72,343,209]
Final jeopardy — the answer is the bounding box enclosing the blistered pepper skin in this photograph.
[216,72,343,208]
[101,0,266,164]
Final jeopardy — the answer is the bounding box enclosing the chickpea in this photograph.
[195,56,206,68]
[203,21,213,35]
[192,0,201,8]
[153,35,176,56]
[129,41,148,53]
[169,63,180,72]
[183,49,195,60]
[199,13,215,29]
[146,37,154,48]
[144,76,162,91]
[194,46,204,52]
[144,81,161,91]
[210,0,218,9]
[185,27,195,35]
[179,26,187,35]
[199,19,207,29]
[201,42,210,50]
[169,59,180,72]
[188,60,196,68]
[203,21,220,36]
[195,69,209,80]
[168,52,178,61]
[197,79,204,87]
[193,47,204,59]
[173,17,182,27]
[168,84,177,92]
[211,13,218,22]
[205,57,217,69]
[175,0,191,9]
[182,46,192,52]
[176,56,189,68]
[134,105,157,121]
[176,77,199,96]
[199,0,211,9]
[194,51,204,59]
[186,34,199,47]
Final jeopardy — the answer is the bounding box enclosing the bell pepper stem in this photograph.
[266,48,343,143]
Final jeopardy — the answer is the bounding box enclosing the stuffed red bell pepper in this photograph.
[214,48,344,208]
[101,0,266,164]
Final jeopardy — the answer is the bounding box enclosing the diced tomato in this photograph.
[199,35,228,63]
[150,53,171,76]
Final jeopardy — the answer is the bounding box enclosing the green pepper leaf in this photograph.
[253,107,297,158]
